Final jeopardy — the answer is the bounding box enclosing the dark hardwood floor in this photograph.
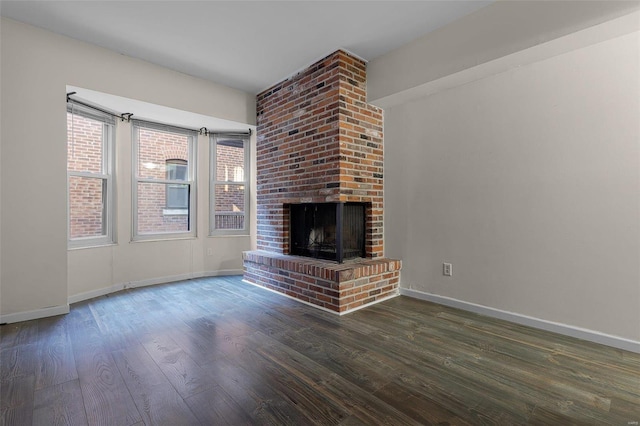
[1,276,639,425]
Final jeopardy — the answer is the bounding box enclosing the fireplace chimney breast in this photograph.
[255,50,384,258]
[244,50,400,314]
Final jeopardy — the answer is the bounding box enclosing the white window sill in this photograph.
[68,241,116,251]
[163,208,188,216]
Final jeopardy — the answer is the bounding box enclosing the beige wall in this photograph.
[1,18,256,320]
[375,24,640,343]
[368,0,640,103]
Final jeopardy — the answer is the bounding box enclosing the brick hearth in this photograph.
[244,50,401,314]
[243,251,400,313]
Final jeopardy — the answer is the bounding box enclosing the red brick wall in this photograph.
[255,50,384,257]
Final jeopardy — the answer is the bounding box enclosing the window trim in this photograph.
[132,121,197,241]
[67,103,116,249]
[210,135,250,236]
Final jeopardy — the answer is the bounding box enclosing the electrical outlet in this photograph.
[207,248,213,256]
[443,263,452,277]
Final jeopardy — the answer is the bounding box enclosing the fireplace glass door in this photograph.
[289,202,365,263]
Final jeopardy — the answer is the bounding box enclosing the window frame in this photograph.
[210,134,250,236]
[132,121,197,240]
[67,103,116,249]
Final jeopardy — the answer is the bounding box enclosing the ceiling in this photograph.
[0,1,492,94]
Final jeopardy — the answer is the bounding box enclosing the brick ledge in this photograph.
[242,250,401,282]
[243,250,401,313]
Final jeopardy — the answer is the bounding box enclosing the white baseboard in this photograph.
[125,273,201,290]
[67,284,126,304]
[68,269,244,305]
[0,304,70,324]
[400,288,640,354]
[201,269,244,278]
[242,278,399,316]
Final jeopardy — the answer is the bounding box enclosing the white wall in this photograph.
[1,18,256,321]
[374,22,640,347]
[368,0,640,102]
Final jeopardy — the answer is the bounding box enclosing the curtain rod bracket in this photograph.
[121,113,133,122]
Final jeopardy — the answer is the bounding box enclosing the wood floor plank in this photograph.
[184,385,254,425]
[0,320,39,350]
[345,318,550,422]
[32,379,87,426]
[234,304,306,339]
[1,342,38,425]
[301,309,381,336]
[140,333,217,399]
[290,297,550,423]
[265,324,396,393]
[414,302,634,368]
[201,351,341,425]
[235,330,423,425]
[34,316,78,391]
[87,296,146,351]
[168,314,256,367]
[235,332,355,424]
[112,343,200,425]
[384,357,535,423]
[1,276,638,425]
[364,300,640,422]
[528,405,587,426]
[404,308,640,405]
[0,375,35,426]
[338,416,370,426]
[70,317,142,426]
[372,380,476,425]
[610,397,640,424]
[0,344,38,382]
[388,331,606,419]
[165,324,226,367]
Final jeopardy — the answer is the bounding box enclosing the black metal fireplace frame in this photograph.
[288,202,365,263]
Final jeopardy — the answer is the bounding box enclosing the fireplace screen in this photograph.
[289,202,365,263]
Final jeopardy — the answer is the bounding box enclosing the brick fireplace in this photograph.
[243,50,401,314]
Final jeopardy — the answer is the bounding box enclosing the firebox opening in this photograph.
[289,202,366,263]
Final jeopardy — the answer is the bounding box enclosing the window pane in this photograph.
[67,112,104,173]
[137,182,189,234]
[214,184,245,230]
[216,142,244,182]
[167,184,189,208]
[166,162,187,181]
[69,176,106,238]
[137,128,189,179]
